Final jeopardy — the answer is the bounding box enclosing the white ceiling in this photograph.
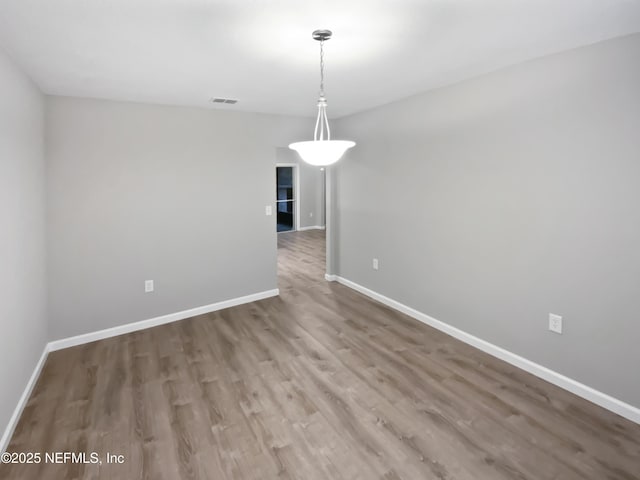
[1,0,639,118]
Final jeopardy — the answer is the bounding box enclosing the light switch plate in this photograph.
[549,313,562,334]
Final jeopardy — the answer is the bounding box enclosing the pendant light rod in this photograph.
[312,30,332,142]
[314,99,330,141]
[313,29,331,96]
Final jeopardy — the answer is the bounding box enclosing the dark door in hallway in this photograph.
[276,166,295,232]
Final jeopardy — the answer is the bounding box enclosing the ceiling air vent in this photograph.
[210,97,238,104]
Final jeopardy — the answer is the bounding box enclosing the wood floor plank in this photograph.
[1,229,639,479]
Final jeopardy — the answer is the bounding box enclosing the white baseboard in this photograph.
[1,346,49,453]
[325,273,337,282]
[334,275,640,425]
[2,288,281,452]
[49,289,279,352]
[297,225,326,231]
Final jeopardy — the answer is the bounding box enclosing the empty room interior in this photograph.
[2,1,640,478]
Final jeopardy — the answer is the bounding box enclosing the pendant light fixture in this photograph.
[289,29,355,166]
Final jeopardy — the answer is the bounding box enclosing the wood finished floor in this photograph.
[2,229,639,479]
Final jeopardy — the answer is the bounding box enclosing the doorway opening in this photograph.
[276,165,298,232]
[274,152,331,282]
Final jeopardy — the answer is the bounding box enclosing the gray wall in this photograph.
[0,47,47,440]
[276,147,325,229]
[333,33,640,407]
[46,97,307,340]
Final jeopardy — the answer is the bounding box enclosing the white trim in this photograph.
[1,346,49,453]
[325,166,334,277]
[325,273,337,282]
[334,275,640,425]
[1,288,281,451]
[297,225,326,231]
[48,289,279,352]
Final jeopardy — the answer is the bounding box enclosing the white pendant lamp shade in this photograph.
[289,29,355,167]
[289,140,355,166]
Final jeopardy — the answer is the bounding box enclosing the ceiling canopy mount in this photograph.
[311,29,332,42]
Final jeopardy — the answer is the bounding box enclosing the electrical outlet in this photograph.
[145,280,154,293]
[549,313,562,334]
[372,258,379,270]
[265,205,272,216]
